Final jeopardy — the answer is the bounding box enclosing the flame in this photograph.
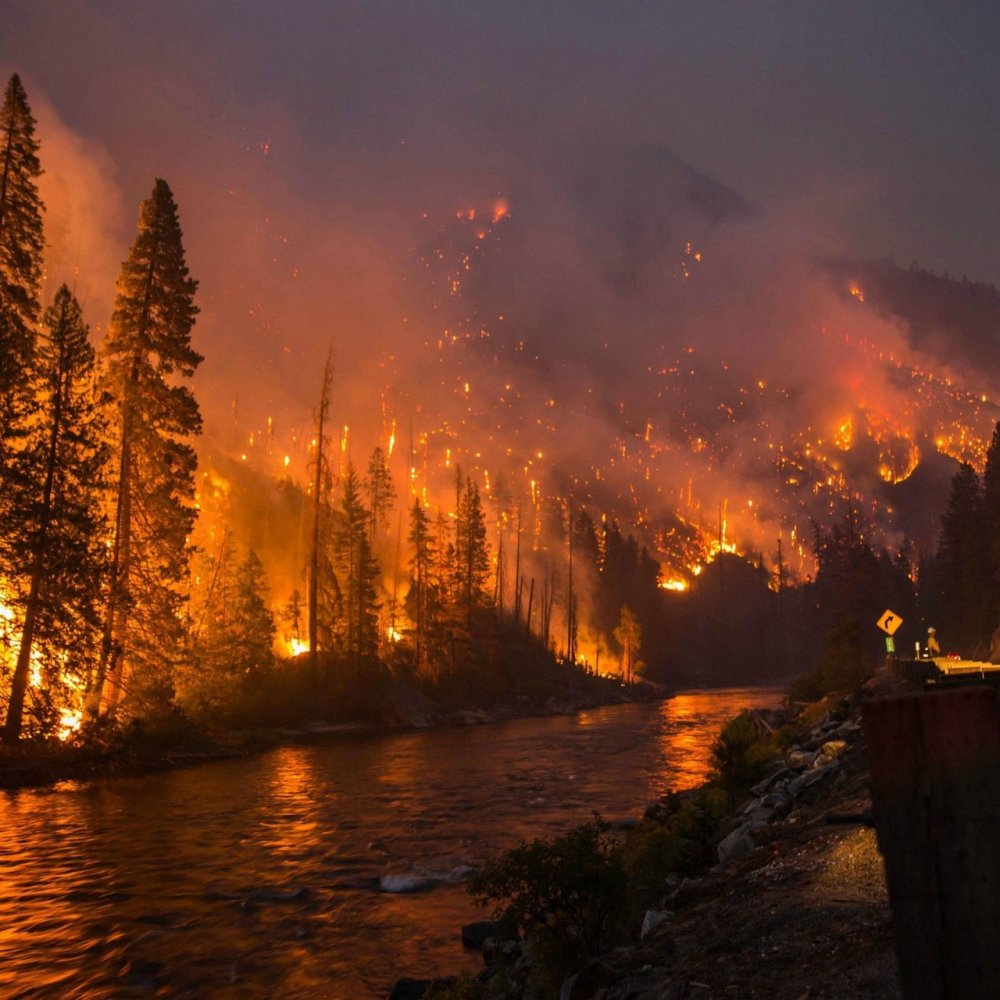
[287,637,309,657]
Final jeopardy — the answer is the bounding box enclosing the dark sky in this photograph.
[7,1,1000,280]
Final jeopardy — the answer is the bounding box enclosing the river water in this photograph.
[0,688,781,999]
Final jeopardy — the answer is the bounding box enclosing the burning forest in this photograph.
[3,61,1000,745]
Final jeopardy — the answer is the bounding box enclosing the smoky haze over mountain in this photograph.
[6,1,1000,569]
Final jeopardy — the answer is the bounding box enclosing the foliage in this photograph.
[470,817,628,972]
[621,786,727,885]
[94,178,202,721]
[709,710,778,810]
[2,288,109,742]
[178,542,276,724]
[0,73,44,466]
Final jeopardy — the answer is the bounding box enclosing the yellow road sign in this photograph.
[877,609,903,636]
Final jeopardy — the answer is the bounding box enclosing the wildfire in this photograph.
[286,637,309,657]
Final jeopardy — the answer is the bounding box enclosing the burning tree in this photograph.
[91,179,202,720]
[179,539,276,722]
[2,287,108,743]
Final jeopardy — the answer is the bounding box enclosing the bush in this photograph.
[622,786,727,886]
[469,817,628,973]
[709,711,778,809]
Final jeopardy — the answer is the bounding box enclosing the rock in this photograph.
[462,920,503,949]
[387,977,429,1000]
[641,909,671,938]
[482,936,522,965]
[750,767,794,797]
[717,822,755,865]
[382,682,438,728]
[451,709,489,725]
[644,798,673,823]
[669,876,702,909]
[561,958,619,999]
[744,805,775,829]
[819,739,848,759]
[786,749,818,770]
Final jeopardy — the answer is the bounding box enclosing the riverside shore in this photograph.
[0,673,666,792]
[398,683,902,1000]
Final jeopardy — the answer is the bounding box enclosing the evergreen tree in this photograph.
[180,543,276,722]
[937,462,990,653]
[454,476,490,628]
[613,605,642,684]
[982,420,1000,629]
[336,463,380,665]
[0,73,44,469]
[364,445,396,546]
[92,179,202,720]
[406,497,433,672]
[2,287,108,743]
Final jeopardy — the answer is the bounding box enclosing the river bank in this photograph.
[403,684,901,1000]
[0,670,666,791]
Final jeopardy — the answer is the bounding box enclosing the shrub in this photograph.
[709,711,779,810]
[469,817,628,971]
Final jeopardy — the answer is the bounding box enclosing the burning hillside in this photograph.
[214,145,999,601]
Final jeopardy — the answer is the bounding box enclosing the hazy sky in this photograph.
[5,1,997,563]
[7,1,1000,280]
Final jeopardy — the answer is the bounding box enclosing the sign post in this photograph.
[877,609,903,637]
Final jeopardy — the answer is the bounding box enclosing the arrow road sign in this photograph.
[877,609,903,636]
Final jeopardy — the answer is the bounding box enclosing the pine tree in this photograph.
[454,476,490,628]
[0,74,44,469]
[613,606,642,684]
[180,543,276,722]
[336,462,380,665]
[937,462,990,653]
[982,420,1000,630]
[2,287,108,743]
[91,179,202,720]
[364,445,396,546]
[406,497,434,671]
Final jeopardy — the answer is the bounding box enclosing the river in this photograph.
[0,688,782,999]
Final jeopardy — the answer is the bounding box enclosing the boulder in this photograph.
[669,876,702,909]
[560,958,619,999]
[387,978,429,1000]
[640,909,671,939]
[382,682,438,728]
[786,749,818,770]
[819,739,848,760]
[482,936,522,965]
[717,822,755,864]
[462,920,503,949]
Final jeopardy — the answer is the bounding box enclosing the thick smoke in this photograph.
[9,45,995,614]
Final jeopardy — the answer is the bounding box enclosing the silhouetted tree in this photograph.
[0,74,43,477]
[2,287,108,743]
[93,179,202,720]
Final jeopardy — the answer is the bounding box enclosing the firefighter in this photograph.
[927,627,941,657]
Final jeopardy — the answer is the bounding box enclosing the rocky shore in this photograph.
[390,688,902,1000]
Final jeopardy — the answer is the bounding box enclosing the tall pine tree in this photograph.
[92,179,202,720]
[0,74,44,508]
[2,287,108,743]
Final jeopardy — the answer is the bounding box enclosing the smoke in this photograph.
[8,38,994,616]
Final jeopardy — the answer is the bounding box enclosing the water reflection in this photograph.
[0,689,782,998]
[658,688,783,792]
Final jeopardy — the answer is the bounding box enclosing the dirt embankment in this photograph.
[442,687,903,1000]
